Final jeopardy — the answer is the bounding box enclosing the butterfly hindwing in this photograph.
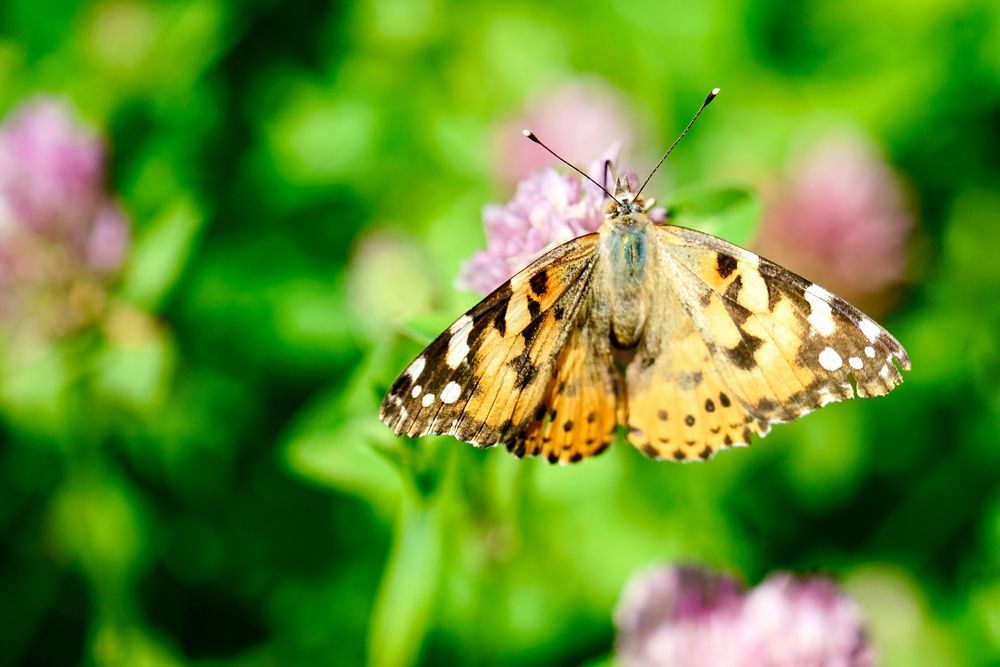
[514,301,623,463]
[625,296,759,461]
[380,234,601,449]
[624,224,911,461]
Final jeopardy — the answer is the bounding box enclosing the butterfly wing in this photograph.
[512,301,623,463]
[380,234,615,455]
[625,224,911,461]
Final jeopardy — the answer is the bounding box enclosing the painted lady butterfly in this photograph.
[380,89,910,463]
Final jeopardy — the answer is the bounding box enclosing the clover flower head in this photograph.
[615,565,744,667]
[0,96,131,336]
[458,145,667,295]
[615,565,877,667]
[738,573,876,667]
[457,144,620,295]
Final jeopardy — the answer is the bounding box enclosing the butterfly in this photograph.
[379,90,910,464]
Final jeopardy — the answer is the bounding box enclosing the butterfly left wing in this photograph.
[625,224,910,461]
[380,234,605,451]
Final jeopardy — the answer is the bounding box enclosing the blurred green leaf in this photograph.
[94,310,176,413]
[48,466,150,588]
[664,185,761,247]
[263,83,379,185]
[281,345,402,508]
[78,0,228,97]
[0,341,76,444]
[368,488,443,667]
[120,195,205,310]
[283,417,402,508]
[91,622,184,667]
[845,565,963,667]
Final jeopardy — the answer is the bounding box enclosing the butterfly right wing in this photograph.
[380,234,601,449]
[624,224,910,462]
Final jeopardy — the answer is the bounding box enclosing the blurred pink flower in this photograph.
[754,134,912,312]
[86,201,131,273]
[615,565,876,667]
[738,574,876,667]
[492,80,641,187]
[0,96,131,335]
[0,97,106,236]
[615,566,745,667]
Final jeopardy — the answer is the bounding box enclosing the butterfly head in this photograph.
[605,177,647,220]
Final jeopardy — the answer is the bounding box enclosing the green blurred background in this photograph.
[1,0,999,665]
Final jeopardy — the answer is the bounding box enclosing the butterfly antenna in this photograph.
[522,129,621,204]
[636,87,720,198]
[601,159,612,194]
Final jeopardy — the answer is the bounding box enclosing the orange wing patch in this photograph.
[513,308,622,463]
[626,316,761,461]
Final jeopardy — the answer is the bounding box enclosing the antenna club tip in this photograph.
[705,87,720,105]
[522,129,540,142]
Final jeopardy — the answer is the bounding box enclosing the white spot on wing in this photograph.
[804,284,836,336]
[864,346,876,358]
[446,318,474,369]
[818,347,843,371]
[421,393,435,407]
[411,385,422,398]
[406,357,426,381]
[739,268,770,311]
[450,314,473,334]
[859,318,881,342]
[879,364,890,379]
[848,357,863,370]
[440,382,462,404]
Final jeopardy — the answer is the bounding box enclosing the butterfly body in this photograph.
[380,179,910,464]
[599,204,655,348]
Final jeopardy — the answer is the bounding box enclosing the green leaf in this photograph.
[280,345,403,508]
[0,342,75,444]
[94,317,176,414]
[283,416,402,509]
[663,185,761,247]
[263,84,379,185]
[120,195,205,310]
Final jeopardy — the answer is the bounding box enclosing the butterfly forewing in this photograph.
[380,234,601,447]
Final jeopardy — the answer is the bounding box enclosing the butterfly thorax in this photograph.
[598,192,656,349]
